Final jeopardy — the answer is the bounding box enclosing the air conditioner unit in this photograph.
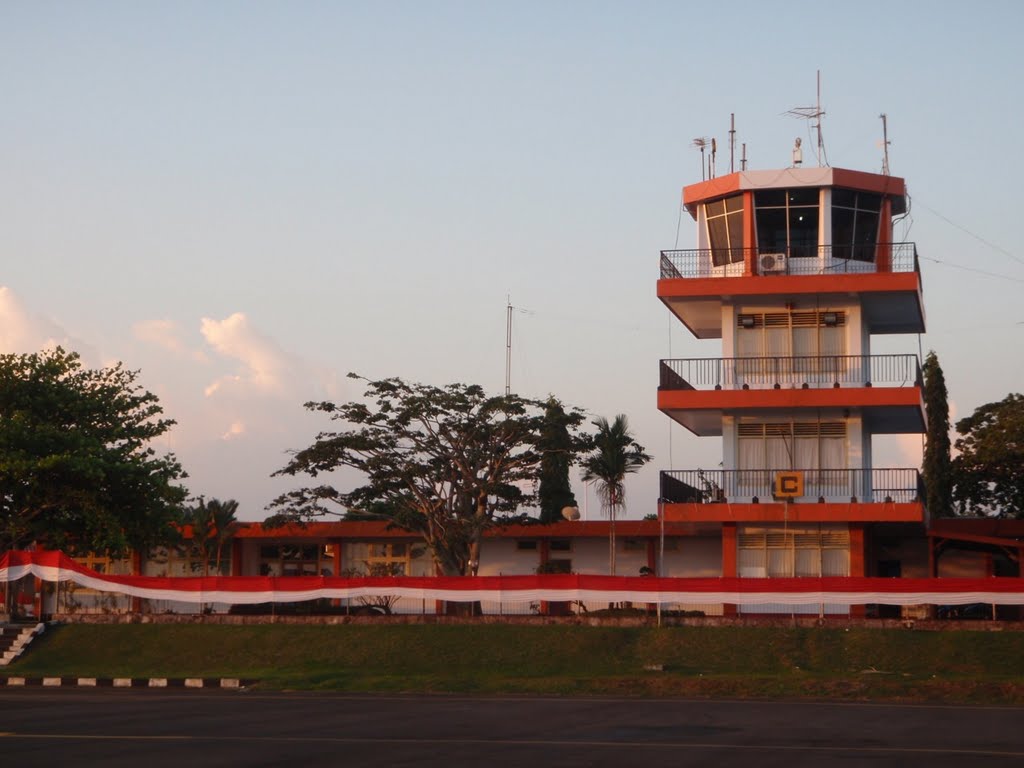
[758,252,787,274]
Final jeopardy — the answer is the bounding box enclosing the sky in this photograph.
[2,1,1023,521]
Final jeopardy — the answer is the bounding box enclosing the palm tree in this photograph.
[209,499,240,575]
[185,497,239,576]
[581,415,651,575]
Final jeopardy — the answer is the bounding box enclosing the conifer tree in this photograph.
[537,398,579,524]
[922,350,952,517]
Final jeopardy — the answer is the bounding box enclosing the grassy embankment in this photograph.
[7,623,1024,703]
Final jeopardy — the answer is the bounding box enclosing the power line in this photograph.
[919,202,1024,268]
[919,255,1024,284]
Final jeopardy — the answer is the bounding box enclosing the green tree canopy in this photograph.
[922,351,953,517]
[268,375,585,576]
[537,397,580,524]
[0,347,188,554]
[953,393,1024,518]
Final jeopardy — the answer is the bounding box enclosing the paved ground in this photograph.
[1,689,1022,766]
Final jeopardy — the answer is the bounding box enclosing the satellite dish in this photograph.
[561,506,580,521]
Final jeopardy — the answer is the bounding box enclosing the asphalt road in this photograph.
[1,689,1022,767]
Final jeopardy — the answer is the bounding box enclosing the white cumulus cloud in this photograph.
[200,312,291,398]
[0,285,75,353]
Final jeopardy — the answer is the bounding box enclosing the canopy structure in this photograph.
[3,550,1024,607]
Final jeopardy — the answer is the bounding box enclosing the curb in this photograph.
[0,677,251,689]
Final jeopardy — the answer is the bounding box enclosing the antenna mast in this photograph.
[505,296,513,396]
[786,70,828,167]
[692,138,708,181]
[729,113,736,174]
[879,113,891,175]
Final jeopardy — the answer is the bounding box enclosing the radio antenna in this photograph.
[692,137,708,181]
[879,113,891,175]
[786,70,828,167]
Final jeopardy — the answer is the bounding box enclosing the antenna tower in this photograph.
[786,70,828,167]
[729,113,736,174]
[505,296,513,396]
[692,138,708,181]
[879,113,891,175]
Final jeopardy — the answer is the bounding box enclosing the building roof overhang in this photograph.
[682,167,907,217]
[657,271,926,338]
[658,386,926,437]
[664,501,924,524]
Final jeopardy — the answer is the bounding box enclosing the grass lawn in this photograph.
[7,623,1024,703]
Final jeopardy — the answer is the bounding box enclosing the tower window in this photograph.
[755,188,820,259]
[832,189,882,262]
[705,194,745,266]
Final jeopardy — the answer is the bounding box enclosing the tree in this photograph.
[268,375,585,577]
[922,351,953,517]
[0,347,188,554]
[952,393,1024,518]
[537,397,579,524]
[183,497,240,575]
[580,415,651,575]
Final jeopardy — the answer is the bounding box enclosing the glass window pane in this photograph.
[727,211,745,261]
[853,211,880,261]
[756,208,788,252]
[755,189,786,207]
[705,199,725,218]
[788,206,818,258]
[857,192,881,212]
[708,216,730,266]
[724,194,744,213]
[832,188,856,208]
[765,325,790,358]
[788,188,818,206]
[831,207,855,259]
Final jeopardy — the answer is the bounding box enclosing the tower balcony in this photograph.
[658,354,925,436]
[658,243,924,337]
[659,468,925,523]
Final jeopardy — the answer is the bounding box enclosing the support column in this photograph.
[877,199,893,271]
[130,551,142,613]
[331,538,343,576]
[849,523,866,618]
[231,539,244,577]
[329,538,344,608]
[722,523,737,616]
[539,540,550,616]
[646,540,657,613]
[743,190,756,276]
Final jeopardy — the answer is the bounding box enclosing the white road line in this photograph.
[0,733,1021,757]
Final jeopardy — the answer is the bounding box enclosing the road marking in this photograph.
[0,733,1021,757]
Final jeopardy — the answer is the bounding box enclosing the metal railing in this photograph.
[659,243,919,279]
[659,354,922,391]
[660,468,924,504]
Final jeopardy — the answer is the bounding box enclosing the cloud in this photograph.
[133,319,209,362]
[200,312,291,398]
[0,285,76,353]
[221,421,246,441]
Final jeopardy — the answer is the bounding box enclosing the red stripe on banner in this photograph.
[2,550,1024,602]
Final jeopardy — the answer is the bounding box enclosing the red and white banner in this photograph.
[2,550,1023,606]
